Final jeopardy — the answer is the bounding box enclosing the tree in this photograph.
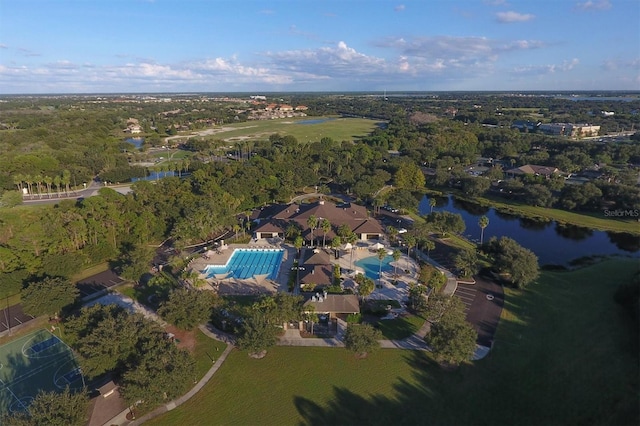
[408,283,429,313]
[478,215,489,245]
[158,288,216,330]
[320,218,331,248]
[404,234,417,263]
[429,197,436,213]
[21,276,79,317]
[418,263,446,292]
[453,248,479,278]
[377,247,387,286]
[237,311,279,358]
[344,323,382,358]
[425,211,465,237]
[425,297,477,365]
[117,244,155,284]
[307,214,318,247]
[485,237,539,288]
[354,273,375,298]
[392,249,401,277]
[120,335,195,408]
[2,386,89,426]
[294,235,304,255]
[423,239,435,258]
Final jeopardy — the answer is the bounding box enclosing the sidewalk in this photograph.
[103,324,234,426]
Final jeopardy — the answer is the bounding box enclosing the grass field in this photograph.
[150,258,639,426]
[185,116,383,144]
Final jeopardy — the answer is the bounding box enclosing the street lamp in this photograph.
[83,182,87,189]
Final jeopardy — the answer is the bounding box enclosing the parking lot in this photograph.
[454,284,477,315]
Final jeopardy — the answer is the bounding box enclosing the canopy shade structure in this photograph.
[372,242,385,250]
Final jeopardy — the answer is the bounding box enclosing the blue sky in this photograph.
[0,0,638,93]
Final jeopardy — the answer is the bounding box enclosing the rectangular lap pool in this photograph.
[204,249,285,280]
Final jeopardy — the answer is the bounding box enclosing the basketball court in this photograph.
[0,329,85,415]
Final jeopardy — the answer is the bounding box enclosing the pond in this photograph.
[125,137,144,149]
[418,195,639,266]
[295,118,337,125]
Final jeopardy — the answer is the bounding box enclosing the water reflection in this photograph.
[452,198,490,216]
[607,232,640,252]
[418,194,639,265]
[494,210,519,221]
[519,217,552,231]
[555,224,593,241]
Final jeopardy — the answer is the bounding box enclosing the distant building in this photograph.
[505,164,564,178]
[511,120,539,132]
[538,122,600,137]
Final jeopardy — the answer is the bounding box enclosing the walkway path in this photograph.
[104,324,234,426]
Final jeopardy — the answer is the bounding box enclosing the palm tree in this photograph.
[377,247,387,287]
[387,226,398,244]
[423,239,435,258]
[13,173,23,193]
[478,215,489,245]
[404,234,416,271]
[33,174,43,199]
[23,174,32,197]
[62,170,71,196]
[429,197,436,213]
[346,232,358,271]
[53,175,61,197]
[320,218,331,248]
[43,175,52,198]
[307,215,318,247]
[392,249,401,277]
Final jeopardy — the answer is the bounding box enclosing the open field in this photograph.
[150,258,639,426]
[180,116,384,144]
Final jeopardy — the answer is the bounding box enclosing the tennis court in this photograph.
[0,329,84,416]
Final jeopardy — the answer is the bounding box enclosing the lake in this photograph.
[418,195,639,266]
[295,118,337,125]
[125,137,144,149]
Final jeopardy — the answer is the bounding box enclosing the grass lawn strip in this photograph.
[149,258,638,426]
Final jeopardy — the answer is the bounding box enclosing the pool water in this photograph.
[355,255,394,280]
[204,249,285,280]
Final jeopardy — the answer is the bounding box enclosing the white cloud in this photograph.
[496,11,535,23]
[601,57,640,71]
[395,4,405,12]
[512,58,579,75]
[0,44,7,49]
[484,0,508,5]
[575,0,612,11]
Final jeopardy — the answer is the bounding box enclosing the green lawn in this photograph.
[196,116,383,144]
[147,258,640,426]
[193,330,228,379]
[376,313,425,340]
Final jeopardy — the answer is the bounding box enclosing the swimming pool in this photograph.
[204,249,285,280]
[354,255,394,280]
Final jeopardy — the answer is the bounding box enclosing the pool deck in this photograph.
[189,239,296,295]
[188,238,420,300]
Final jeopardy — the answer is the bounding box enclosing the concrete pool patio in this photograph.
[188,238,420,301]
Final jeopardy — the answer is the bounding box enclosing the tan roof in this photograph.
[299,264,333,286]
[303,294,360,314]
[506,164,563,176]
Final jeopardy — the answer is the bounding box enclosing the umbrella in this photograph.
[343,242,353,250]
[373,242,385,250]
